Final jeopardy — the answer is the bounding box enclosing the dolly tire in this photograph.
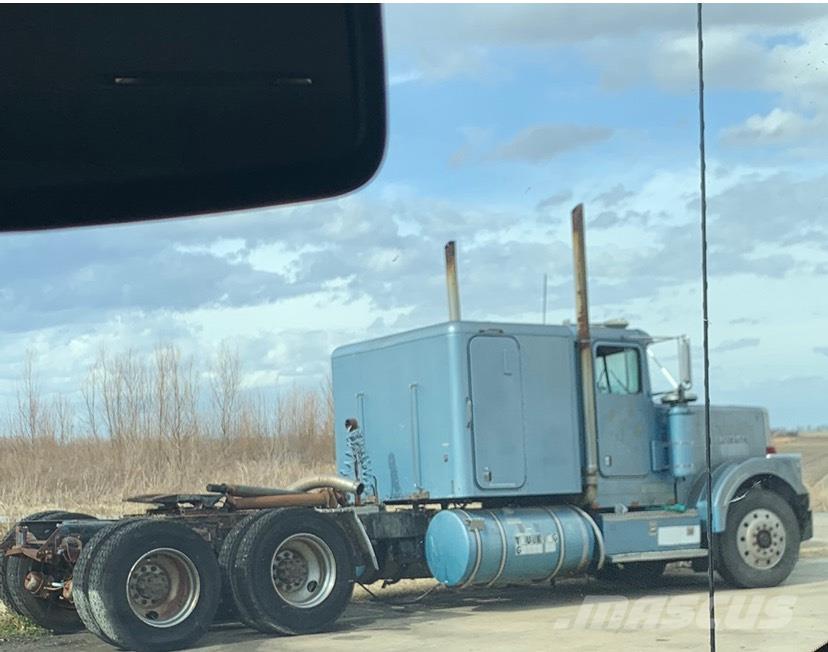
[1,511,95,633]
[0,511,59,615]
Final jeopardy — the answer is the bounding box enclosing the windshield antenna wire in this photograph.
[697,4,716,651]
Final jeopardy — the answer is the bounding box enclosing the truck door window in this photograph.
[595,346,641,395]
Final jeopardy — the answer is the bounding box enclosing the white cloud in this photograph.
[721,108,818,146]
[388,70,422,86]
[386,4,828,89]
[3,161,828,427]
[488,124,613,163]
[536,189,573,212]
[714,337,761,353]
[593,184,636,208]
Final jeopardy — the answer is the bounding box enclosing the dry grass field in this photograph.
[0,346,336,526]
[0,430,335,526]
[773,431,828,511]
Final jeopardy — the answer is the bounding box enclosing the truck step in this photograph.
[601,508,700,522]
[608,549,708,563]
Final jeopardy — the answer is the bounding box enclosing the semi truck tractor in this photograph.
[0,206,812,651]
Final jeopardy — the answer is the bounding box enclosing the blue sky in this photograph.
[2,4,828,428]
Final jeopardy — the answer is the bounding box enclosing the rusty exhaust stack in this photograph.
[227,488,339,510]
[445,240,461,321]
[206,483,296,497]
[571,204,598,506]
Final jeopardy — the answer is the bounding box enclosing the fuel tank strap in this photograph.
[456,509,484,589]
[539,506,566,583]
[571,506,591,573]
[485,510,508,587]
[569,505,606,571]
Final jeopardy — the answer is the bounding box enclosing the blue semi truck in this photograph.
[0,207,812,651]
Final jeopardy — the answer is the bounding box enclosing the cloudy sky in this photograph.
[2,4,828,428]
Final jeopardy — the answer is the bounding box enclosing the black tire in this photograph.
[86,518,221,652]
[1,510,96,634]
[217,513,264,628]
[73,519,139,647]
[596,560,666,586]
[0,552,14,614]
[0,511,61,617]
[1,510,70,614]
[231,508,354,636]
[716,488,800,588]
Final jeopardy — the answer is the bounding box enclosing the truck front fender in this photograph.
[693,454,808,535]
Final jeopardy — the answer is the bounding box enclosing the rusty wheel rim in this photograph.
[126,548,200,627]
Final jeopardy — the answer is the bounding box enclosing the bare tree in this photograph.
[16,350,43,441]
[210,344,242,440]
[97,348,153,442]
[81,362,101,439]
[153,344,199,473]
[51,394,74,443]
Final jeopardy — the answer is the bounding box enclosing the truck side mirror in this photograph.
[678,336,692,390]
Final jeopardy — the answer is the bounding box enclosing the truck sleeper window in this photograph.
[595,345,641,395]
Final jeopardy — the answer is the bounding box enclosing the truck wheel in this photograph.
[716,488,800,588]
[73,520,139,646]
[0,511,61,616]
[86,519,221,652]
[231,508,354,635]
[0,551,15,614]
[597,560,666,586]
[1,510,80,614]
[217,513,264,628]
[1,511,96,633]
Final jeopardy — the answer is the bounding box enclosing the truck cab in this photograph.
[332,317,812,589]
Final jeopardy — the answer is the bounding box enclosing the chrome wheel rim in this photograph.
[126,548,200,627]
[270,533,336,609]
[736,508,786,570]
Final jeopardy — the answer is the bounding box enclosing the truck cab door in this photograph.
[593,342,655,477]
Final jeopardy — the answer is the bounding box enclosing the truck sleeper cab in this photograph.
[332,319,812,589]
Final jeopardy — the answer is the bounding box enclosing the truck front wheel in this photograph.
[716,488,800,588]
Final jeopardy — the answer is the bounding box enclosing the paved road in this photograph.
[5,514,828,652]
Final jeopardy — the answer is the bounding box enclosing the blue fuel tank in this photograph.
[668,405,697,478]
[425,506,598,587]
